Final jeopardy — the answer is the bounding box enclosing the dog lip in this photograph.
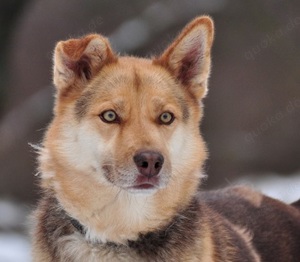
[129,174,160,190]
[131,183,156,190]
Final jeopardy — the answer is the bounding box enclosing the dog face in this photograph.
[75,60,189,192]
[40,16,214,242]
[53,58,206,193]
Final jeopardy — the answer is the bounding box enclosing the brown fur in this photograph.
[31,16,300,261]
[199,186,300,262]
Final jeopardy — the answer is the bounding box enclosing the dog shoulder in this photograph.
[199,202,260,262]
[291,199,300,210]
[198,186,300,261]
[199,185,263,208]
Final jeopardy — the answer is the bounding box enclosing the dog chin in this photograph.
[126,186,159,195]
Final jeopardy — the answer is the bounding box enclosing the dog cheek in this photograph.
[168,124,203,175]
[58,122,107,174]
[168,125,189,170]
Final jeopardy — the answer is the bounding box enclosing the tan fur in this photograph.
[231,225,261,262]
[41,55,207,244]
[32,16,300,261]
[155,16,214,98]
[230,186,263,208]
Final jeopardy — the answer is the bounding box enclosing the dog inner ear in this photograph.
[155,16,214,99]
[53,34,116,93]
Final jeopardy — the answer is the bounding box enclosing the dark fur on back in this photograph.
[292,199,300,210]
[199,187,300,262]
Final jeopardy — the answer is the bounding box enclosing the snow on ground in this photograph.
[233,173,300,204]
[0,200,31,262]
[0,173,299,261]
[0,233,30,262]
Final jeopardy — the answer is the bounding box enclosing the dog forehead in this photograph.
[93,57,176,92]
[85,59,187,108]
[75,57,187,119]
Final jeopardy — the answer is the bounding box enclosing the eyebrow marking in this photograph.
[113,99,125,112]
[134,69,141,91]
[152,96,190,122]
[74,90,95,120]
[151,98,165,114]
[176,96,190,121]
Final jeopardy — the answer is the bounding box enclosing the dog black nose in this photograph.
[133,151,164,178]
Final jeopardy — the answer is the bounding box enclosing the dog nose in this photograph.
[133,151,164,178]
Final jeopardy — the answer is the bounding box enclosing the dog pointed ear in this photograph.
[155,16,214,99]
[53,34,116,92]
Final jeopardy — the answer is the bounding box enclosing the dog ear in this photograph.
[53,34,116,93]
[155,16,214,99]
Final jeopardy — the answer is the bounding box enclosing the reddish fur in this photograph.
[33,17,214,260]
[66,54,91,79]
[62,34,99,60]
[154,16,214,77]
[178,45,203,85]
[33,16,300,262]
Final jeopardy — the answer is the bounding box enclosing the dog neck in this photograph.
[60,195,202,255]
[57,186,196,244]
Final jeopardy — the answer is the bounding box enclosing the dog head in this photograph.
[39,16,214,241]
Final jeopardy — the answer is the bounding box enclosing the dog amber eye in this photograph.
[159,112,174,125]
[100,110,119,123]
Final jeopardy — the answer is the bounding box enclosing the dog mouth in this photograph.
[128,175,160,190]
[103,166,161,192]
[130,183,156,190]
[102,165,165,193]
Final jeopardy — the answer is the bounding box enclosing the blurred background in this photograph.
[0,0,299,260]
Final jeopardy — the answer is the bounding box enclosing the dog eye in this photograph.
[100,110,119,123]
[159,112,174,125]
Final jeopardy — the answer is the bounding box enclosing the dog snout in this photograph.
[133,151,164,178]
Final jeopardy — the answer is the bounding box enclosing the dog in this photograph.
[32,16,300,261]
